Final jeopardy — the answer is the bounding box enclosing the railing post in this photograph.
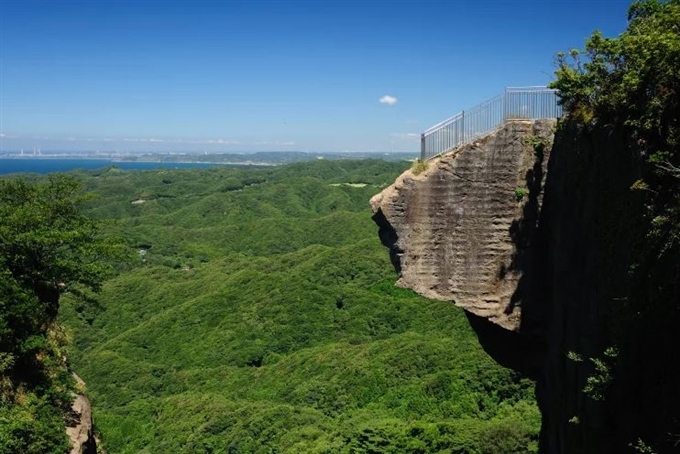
[503,88,508,120]
[420,133,426,161]
[461,110,465,143]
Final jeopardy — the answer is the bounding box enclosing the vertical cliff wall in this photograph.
[535,120,680,454]
[532,121,639,452]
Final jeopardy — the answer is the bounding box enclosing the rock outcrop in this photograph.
[371,119,555,331]
[66,373,97,454]
[372,117,680,453]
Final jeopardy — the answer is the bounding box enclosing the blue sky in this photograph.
[1,0,633,153]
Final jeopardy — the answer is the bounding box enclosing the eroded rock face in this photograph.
[67,373,97,454]
[371,120,555,331]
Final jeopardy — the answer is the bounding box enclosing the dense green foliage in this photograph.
[0,176,116,453]
[51,160,541,453]
[550,1,680,452]
[551,0,680,254]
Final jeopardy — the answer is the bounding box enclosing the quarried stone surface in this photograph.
[371,119,555,331]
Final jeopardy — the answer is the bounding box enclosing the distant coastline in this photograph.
[0,151,416,176]
[0,151,415,176]
[0,158,231,176]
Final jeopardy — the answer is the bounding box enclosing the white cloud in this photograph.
[379,95,398,106]
[0,133,5,138]
[390,133,419,141]
[123,138,165,143]
[253,140,295,146]
[204,139,241,145]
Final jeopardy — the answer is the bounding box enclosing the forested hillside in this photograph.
[51,160,540,453]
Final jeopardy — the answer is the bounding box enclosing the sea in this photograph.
[0,158,225,176]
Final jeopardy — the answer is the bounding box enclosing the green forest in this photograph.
[1,160,540,453]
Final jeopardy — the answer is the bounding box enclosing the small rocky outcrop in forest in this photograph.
[66,374,97,454]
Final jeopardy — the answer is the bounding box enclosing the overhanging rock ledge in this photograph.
[371,119,556,332]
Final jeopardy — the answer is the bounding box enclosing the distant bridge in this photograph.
[420,86,562,161]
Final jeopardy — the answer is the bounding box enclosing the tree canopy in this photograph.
[0,175,115,367]
[0,175,117,453]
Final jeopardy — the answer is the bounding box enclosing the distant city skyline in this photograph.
[1,0,633,153]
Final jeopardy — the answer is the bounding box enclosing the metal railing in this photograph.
[420,86,562,161]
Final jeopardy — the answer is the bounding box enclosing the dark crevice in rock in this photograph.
[371,208,403,275]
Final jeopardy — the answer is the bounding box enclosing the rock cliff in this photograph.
[67,373,97,454]
[371,117,680,453]
[371,119,555,331]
